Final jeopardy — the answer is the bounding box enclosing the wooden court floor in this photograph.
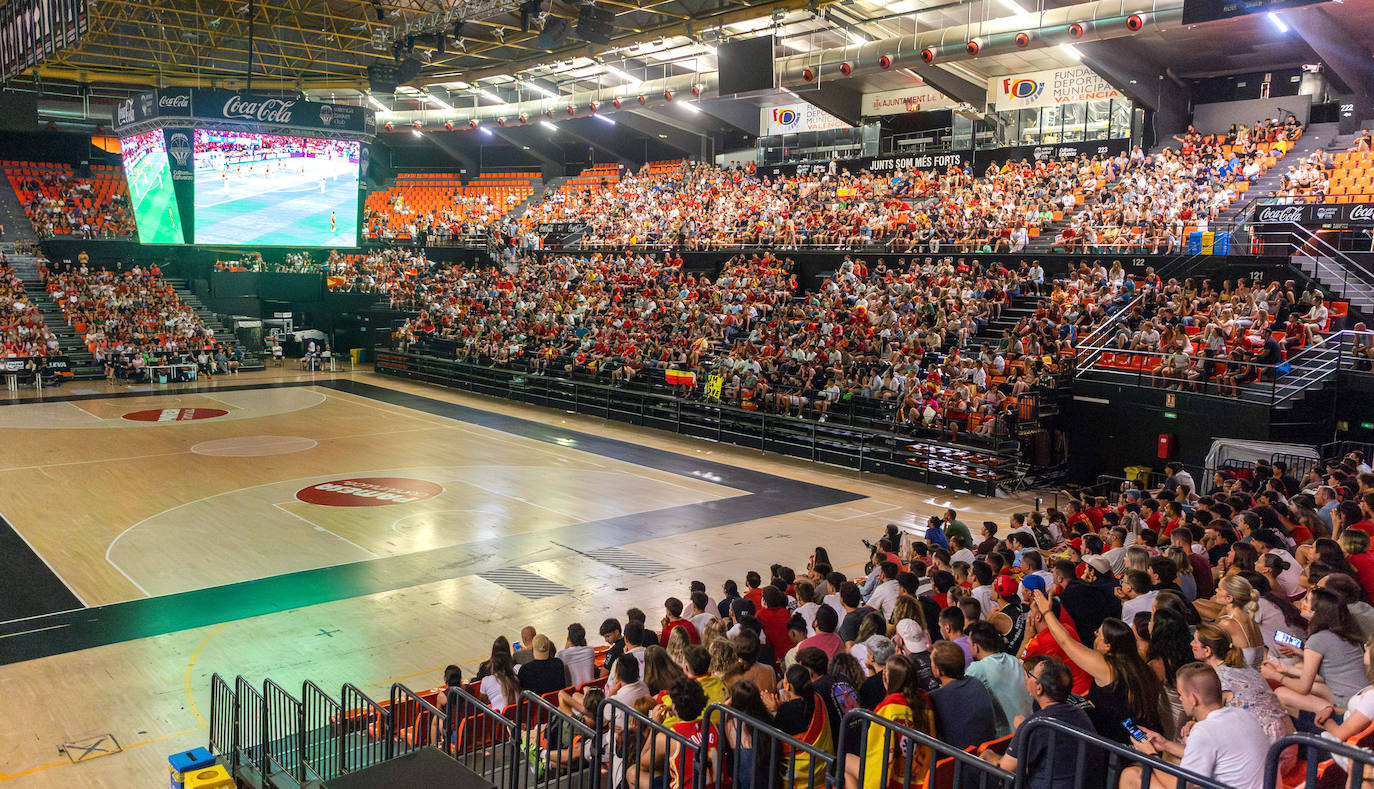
[0,368,1035,787]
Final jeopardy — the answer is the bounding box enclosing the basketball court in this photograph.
[0,370,1033,787]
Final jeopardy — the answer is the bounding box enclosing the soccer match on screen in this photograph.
[193,129,360,246]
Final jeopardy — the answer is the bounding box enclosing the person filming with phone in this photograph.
[1120,662,1269,789]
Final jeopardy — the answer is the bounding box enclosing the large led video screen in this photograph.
[120,129,183,244]
[193,129,359,246]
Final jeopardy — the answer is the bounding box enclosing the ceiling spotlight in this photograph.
[444,120,454,130]
[519,113,529,124]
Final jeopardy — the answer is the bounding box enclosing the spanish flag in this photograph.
[665,369,696,386]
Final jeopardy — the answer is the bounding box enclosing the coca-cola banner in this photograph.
[114,88,375,136]
[1253,202,1374,226]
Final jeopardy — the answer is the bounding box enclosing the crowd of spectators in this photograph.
[504,127,1298,255]
[0,264,57,357]
[11,169,135,239]
[41,261,220,363]
[214,251,321,273]
[448,451,1374,789]
[390,250,1070,436]
[1069,262,1353,395]
[324,248,436,293]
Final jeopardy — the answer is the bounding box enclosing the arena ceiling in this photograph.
[25,0,1089,95]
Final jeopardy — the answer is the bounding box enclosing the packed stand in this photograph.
[445,450,1374,789]
[390,250,1063,439]
[41,261,239,380]
[1063,262,1355,396]
[0,263,57,357]
[325,248,435,293]
[214,251,322,273]
[2,161,135,239]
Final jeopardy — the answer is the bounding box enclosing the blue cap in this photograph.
[1020,574,1047,595]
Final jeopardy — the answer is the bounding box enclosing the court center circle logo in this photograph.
[123,407,228,422]
[296,477,443,507]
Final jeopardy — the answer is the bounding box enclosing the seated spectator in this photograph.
[1122,663,1269,789]
[929,640,997,750]
[991,656,1105,785]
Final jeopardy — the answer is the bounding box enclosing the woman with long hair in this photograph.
[722,680,772,789]
[1193,624,1297,769]
[476,636,513,681]
[1314,639,1374,754]
[643,645,688,695]
[478,650,521,711]
[1222,541,1260,577]
[1239,571,1308,658]
[1147,606,1195,738]
[842,654,937,789]
[1194,574,1266,668]
[770,664,834,789]
[1262,588,1369,714]
[1029,591,1162,743]
[1165,546,1197,601]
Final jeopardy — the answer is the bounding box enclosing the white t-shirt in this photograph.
[971,585,996,618]
[1120,590,1159,625]
[1179,706,1270,789]
[795,602,819,637]
[689,611,716,636]
[560,644,597,687]
[479,675,513,710]
[951,548,976,565]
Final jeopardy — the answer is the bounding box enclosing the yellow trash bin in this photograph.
[184,765,235,789]
[1124,465,1152,487]
[350,348,362,365]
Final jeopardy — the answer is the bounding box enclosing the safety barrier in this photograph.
[446,684,519,782]
[702,702,836,789]
[302,679,343,781]
[598,697,708,789]
[263,679,304,783]
[1264,732,1374,789]
[837,708,1013,789]
[339,683,390,772]
[213,675,1370,789]
[233,676,265,780]
[389,682,447,758]
[1011,716,1229,789]
[511,690,599,789]
[207,673,237,768]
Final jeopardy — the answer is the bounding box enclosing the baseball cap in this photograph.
[1084,555,1112,575]
[993,575,1019,599]
[895,619,931,653]
[532,634,553,659]
[1020,574,1047,595]
[1068,538,1083,553]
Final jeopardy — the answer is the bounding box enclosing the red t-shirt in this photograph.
[1348,552,1374,603]
[1021,623,1093,695]
[1347,521,1374,537]
[756,606,795,654]
[660,618,700,646]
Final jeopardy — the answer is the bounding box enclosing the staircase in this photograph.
[0,172,39,245]
[1293,253,1374,313]
[8,254,104,379]
[1216,121,1342,225]
[163,277,266,371]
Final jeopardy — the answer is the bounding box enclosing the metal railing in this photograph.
[389,682,447,759]
[597,697,707,789]
[836,708,1012,789]
[446,684,519,782]
[207,673,237,767]
[234,676,265,780]
[302,679,344,782]
[512,691,599,789]
[702,702,835,789]
[1264,732,1374,789]
[339,683,391,773]
[1011,716,1228,789]
[263,679,304,783]
[211,674,1374,789]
